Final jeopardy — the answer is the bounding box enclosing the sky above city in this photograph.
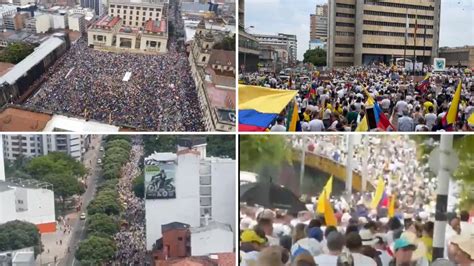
[244,0,474,60]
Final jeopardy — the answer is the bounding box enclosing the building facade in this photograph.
[310,4,328,48]
[68,14,86,33]
[190,222,234,256]
[108,0,166,28]
[145,142,235,250]
[254,33,297,66]
[2,135,84,162]
[327,0,441,67]
[439,46,474,68]
[0,180,56,233]
[80,0,104,16]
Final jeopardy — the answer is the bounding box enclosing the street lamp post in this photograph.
[345,135,354,204]
[299,136,306,195]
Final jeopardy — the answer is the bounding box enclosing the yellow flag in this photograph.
[324,175,333,198]
[370,177,385,209]
[356,116,369,132]
[316,189,326,214]
[388,194,396,218]
[446,80,462,125]
[468,112,474,125]
[324,192,337,226]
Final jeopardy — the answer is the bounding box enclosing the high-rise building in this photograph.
[80,0,104,16]
[145,138,235,250]
[310,4,328,47]
[327,0,441,67]
[254,33,298,65]
[2,135,84,162]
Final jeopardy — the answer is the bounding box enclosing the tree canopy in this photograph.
[239,135,291,180]
[0,42,35,64]
[87,213,119,237]
[213,35,236,51]
[0,220,42,257]
[23,152,86,199]
[75,236,116,264]
[303,48,327,67]
[132,173,144,199]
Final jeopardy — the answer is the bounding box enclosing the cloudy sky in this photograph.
[244,0,474,60]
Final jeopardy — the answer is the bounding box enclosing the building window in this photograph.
[202,56,207,62]
[336,12,355,18]
[336,3,355,9]
[363,20,433,29]
[149,12,152,16]
[335,53,354,57]
[17,200,23,204]
[336,31,354,36]
[143,11,146,15]
[336,22,355,27]
[363,43,432,50]
[335,43,354,48]
[363,10,434,20]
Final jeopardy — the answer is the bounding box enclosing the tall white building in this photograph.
[2,135,84,162]
[145,139,235,250]
[0,179,56,233]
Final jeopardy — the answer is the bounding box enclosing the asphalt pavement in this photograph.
[60,135,104,266]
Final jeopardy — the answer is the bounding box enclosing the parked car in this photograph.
[80,213,86,220]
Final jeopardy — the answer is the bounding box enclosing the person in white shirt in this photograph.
[345,232,378,266]
[374,234,393,266]
[271,117,286,132]
[395,96,408,116]
[314,231,345,265]
[309,113,325,131]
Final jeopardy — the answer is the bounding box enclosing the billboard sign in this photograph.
[144,159,176,199]
[433,58,446,72]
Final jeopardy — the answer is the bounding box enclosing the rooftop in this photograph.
[208,49,235,68]
[43,115,121,132]
[0,37,64,85]
[145,152,177,162]
[204,80,235,109]
[190,221,232,234]
[0,106,52,131]
[162,222,190,233]
[144,19,167,34]
[93,16,121,28]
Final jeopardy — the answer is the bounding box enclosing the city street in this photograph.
[37,135,104,266]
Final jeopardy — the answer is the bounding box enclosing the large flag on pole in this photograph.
[316,176,333,213]
[442,80,462,130]
[370,177,385,209]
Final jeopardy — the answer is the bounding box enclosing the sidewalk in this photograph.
[36,135,103,266]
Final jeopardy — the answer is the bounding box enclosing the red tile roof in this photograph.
[145,19,167,33]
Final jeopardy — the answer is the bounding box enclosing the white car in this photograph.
[97,158,102,164]
[80,213,86,220]
[99,147,104,152]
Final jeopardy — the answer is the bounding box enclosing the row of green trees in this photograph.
[75,136,132,264]
[0,42,35,64]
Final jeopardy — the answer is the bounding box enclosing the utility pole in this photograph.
[432,135,453,261]
[345,135,354,204]
[361,136,369,192]
[299,136,306,195]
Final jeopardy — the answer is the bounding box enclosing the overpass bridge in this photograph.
[291,148,375,192]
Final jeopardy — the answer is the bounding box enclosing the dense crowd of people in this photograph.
[25,0,204,131]
[291,135,437,211]
[241,65,474,132]
[114,142,146,264]
[240,207,473,266]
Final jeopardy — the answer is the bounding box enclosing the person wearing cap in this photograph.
[314,231,345,265]
[345,232,378,266]
[449,234,474,266]
[240,229,267,266]
[389,237,417,266]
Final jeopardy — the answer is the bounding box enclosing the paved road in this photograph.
[60,135,104,266]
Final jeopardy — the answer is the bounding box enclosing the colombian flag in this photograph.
[442,80,462,130]
[416,73,431,93]
[370,177,385,209]
[356,89,394,131]
[239,85,297,131]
